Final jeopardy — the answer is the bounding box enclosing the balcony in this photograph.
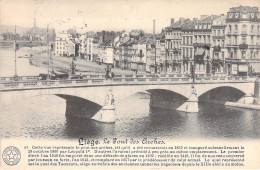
[193,43,211,49]
[241,32,247,35]
[213,46,221,52]
[239,43,248,49]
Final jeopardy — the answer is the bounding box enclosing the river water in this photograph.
[1,48,260,140]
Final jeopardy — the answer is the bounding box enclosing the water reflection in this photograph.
[0,94,260,140]
[65,116,115,138]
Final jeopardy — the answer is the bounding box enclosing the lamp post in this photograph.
[70,57,76,75]
[46,25,51,80]
[13,25,18,81]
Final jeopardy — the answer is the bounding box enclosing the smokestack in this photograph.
[153,19,155,39]
[34,18,36,28]
[171,18,175,25]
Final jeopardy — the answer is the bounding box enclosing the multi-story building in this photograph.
[165,18,188,73]
[155,34,165,73]
[211,14,227,75]
[79,34,94,60]
[86,37,94,61]
[98,40,114,64]
[181,19,196,74]
[225,6,260,76]
[55,32,77,57]
[193,15,220,75]
[55,32,72,56]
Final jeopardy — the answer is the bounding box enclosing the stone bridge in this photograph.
[0,75,257,123]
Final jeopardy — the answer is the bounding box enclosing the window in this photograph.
[190,37,193,44]
[222,51,225,59]
[217,30,220,36]
[242,51,246,58]
[222,40,225,47]
[229,25,232,32]
[228,36,231,44]
[222,30,225,36]
[258,25,260,33]
[242,13,248,19]
[230,51,233,58]
[250,51,253,59]
[242,36,247,44]
[234,50,237,58]
[235,25,238,32]
[251,25,254,33]
[251,36,254,45]
[214,52,219,58]
[242,25,247,34]
[234,36,237,45]
[214,30,216,36]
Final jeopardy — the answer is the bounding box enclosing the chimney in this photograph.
[153,19,155,39]
[171,18,175,25]
[221,14,224,16]
[200,15,209,20]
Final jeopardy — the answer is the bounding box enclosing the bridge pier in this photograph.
[177,85,199,113]
[91,88,115,123]
[238,93,255,104]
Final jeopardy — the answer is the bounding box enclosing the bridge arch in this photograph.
[198,85,246,103]
[111,84,192,104]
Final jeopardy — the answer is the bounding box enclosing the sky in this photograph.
[0,0,259,33]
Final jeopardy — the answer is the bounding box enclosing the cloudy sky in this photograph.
[1,0,259,33]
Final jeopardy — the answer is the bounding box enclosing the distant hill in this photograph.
[0,25,30,34]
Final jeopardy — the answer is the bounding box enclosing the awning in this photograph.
[251,63,260,73]
[195,48,205,56]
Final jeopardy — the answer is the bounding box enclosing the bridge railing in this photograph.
[0,75,257,91]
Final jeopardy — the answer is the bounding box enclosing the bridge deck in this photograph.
[0,75,256,91]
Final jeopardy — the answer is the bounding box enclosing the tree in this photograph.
[67,28,76,38]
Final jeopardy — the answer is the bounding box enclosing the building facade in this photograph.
[226,6,260,76]
[211,15,227,75]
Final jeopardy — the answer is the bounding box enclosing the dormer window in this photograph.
[229,13,233,18]
[242,12,248,19]
[235,13,239,18]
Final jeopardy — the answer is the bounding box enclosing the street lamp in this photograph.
[13,25,18,81]
[70,57,76,75]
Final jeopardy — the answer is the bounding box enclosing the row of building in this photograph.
[55,5,260,76]
[112,5,260,76]
[162,5,260,76]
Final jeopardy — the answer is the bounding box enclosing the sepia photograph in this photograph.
[0,0,260,169]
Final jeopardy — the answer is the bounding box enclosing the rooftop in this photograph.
[229,6,259,13]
